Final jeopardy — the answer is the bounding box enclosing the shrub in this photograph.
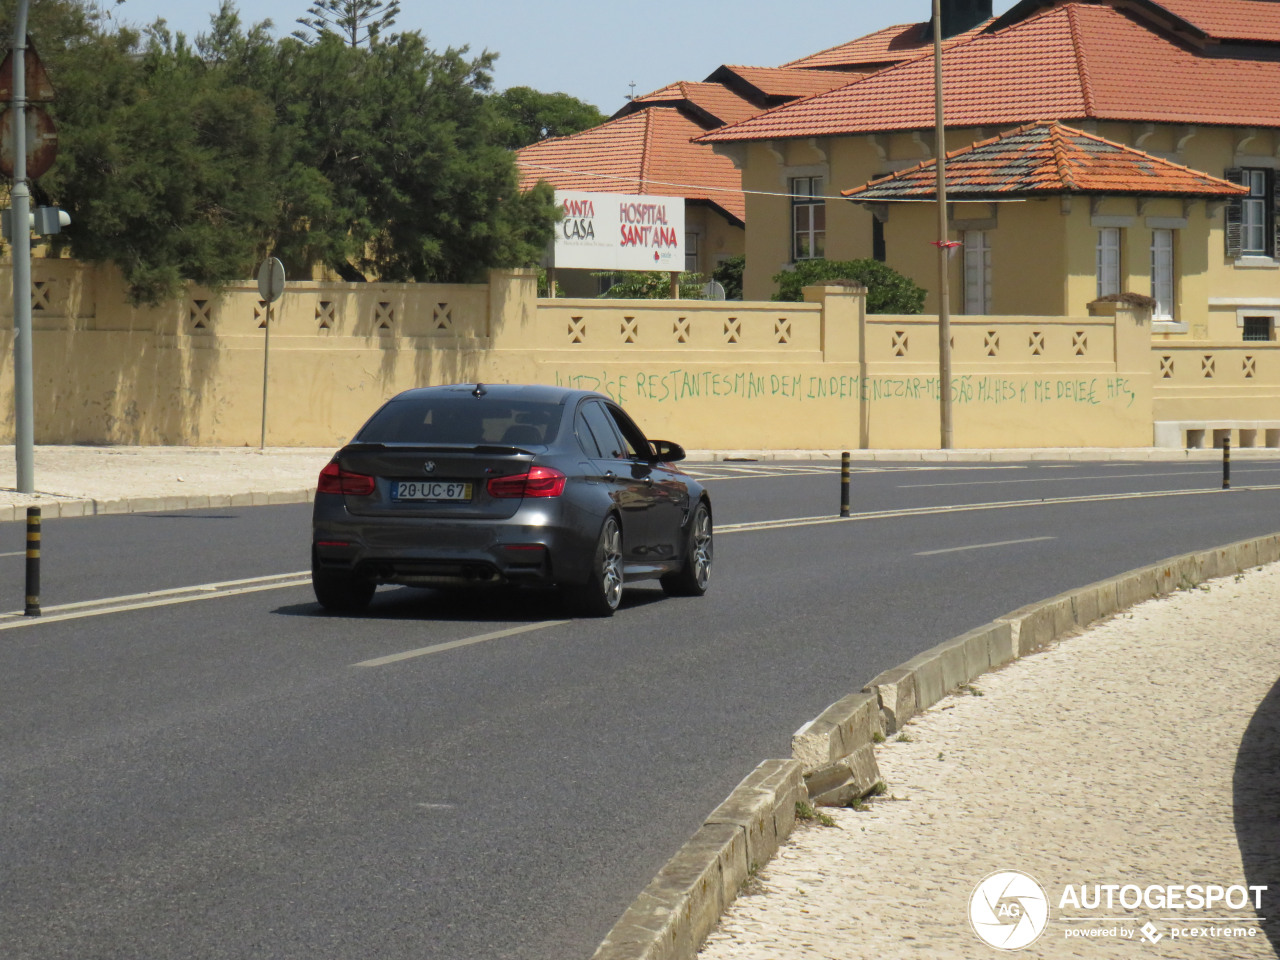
[772,259,926,313]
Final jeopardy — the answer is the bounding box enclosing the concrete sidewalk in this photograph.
[0,445,334,519]
[698,564,1280,959]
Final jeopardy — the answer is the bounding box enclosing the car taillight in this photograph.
[317,462,376,497]
[487,465,567,499]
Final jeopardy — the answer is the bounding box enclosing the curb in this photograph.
[0,489,316,521]
[590,530,1280,960]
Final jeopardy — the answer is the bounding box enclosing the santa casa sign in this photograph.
[548,190,684,271]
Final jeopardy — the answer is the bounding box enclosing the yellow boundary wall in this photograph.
[0,261,1274,449]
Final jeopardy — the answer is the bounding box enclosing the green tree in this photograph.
[712,254,744,300]
[38,6,282,303]
[258,31,556,282]
[293,0,400,46]
[22,3,557,300]
[772,258,926,313]
[491,86,605,149]
[595,271,705,299]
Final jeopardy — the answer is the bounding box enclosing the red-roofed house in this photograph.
[700,0,1280,343]
[515,65,854,295]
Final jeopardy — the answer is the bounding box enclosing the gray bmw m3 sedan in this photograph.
[311,383,712,616]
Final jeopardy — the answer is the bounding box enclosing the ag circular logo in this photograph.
[969,871,1050,950]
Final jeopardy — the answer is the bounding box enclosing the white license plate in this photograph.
[391,480,473,502]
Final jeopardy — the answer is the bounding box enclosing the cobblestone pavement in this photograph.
[699,565,1280,960]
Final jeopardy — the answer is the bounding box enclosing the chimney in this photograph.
[931,0,993,39]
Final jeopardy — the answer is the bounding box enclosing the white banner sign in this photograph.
[549,190,685,271]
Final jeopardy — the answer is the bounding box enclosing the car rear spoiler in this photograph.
[342,442,537,456]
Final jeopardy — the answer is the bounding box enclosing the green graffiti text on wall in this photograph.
[554,370,1138,409]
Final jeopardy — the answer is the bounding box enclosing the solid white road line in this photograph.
[716,483,1280,535]
[899,469,1225,488]
[0,571,312,631]
[352,620,571,667]
[914,536,1057,557]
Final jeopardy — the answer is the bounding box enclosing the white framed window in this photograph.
[1096,227,1121,298]
[684,232,699,273]
[790,177,825,260]
[1151,229,1175,320]
[1243,170,1269,256]
[963,230,991,315]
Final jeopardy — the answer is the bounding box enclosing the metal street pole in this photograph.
[11,0,34,491]
[934,0,954,450]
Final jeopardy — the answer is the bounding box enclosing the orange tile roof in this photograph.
[784,21,987,70]
[626,81,761,126]
[516,109,745,223]
[998,0,1280,45]
[841,122,1250,200]
[712,65,858,101]
[1152,0,1280,44]
[701,3,1280,143]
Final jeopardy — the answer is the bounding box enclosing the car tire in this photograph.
[312,553,376,613]
[567,515,624,617]
[661,499,712,597]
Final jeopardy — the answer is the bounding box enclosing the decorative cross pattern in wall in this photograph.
[1244,356,1257,379]
[673,317,690,344]
[568,316,586,343]
[1160,355,1174,379]
[255,301,268,329]
[1202,355,1216,379]
[375,301,394,332]
[432,302,452,333]
[621,317,638,344]
[1029,331,1045,356]
[31,281,51,312]
[1073,331,1088,356]
[984,331,1000,357]
[724,317,742,344]
[775,318,791,344]
[190,299,211,331]
[891,330,908,357]
[316,300,334,330]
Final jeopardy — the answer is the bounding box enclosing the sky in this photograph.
[100,0,1022,112]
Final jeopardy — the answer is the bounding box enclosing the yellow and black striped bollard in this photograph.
[840,451,851,518]
[25,506,40,617]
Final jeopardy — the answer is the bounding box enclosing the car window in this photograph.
[605,404,649,459]
[579,400,626,459]
[358,398,562,445]
[575,409,604,458]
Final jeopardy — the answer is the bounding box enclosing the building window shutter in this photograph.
[1272,169,1280,258]
[1225,167,1244,259]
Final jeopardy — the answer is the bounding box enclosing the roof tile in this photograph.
[841,121,1250,199]
[701,3,1280,143]
[516,109,746,222]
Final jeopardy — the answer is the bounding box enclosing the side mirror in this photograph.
[649,440,686,463]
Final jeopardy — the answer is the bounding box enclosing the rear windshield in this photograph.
[357,397,563,446]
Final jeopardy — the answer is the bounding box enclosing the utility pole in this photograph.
[11,0,34,492]
[933,0,954,450]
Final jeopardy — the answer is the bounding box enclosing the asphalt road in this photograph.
[3,458,1280,960]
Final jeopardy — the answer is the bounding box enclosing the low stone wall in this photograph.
[0,259,1271,449]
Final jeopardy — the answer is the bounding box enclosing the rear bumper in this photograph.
[312,494,594,588]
